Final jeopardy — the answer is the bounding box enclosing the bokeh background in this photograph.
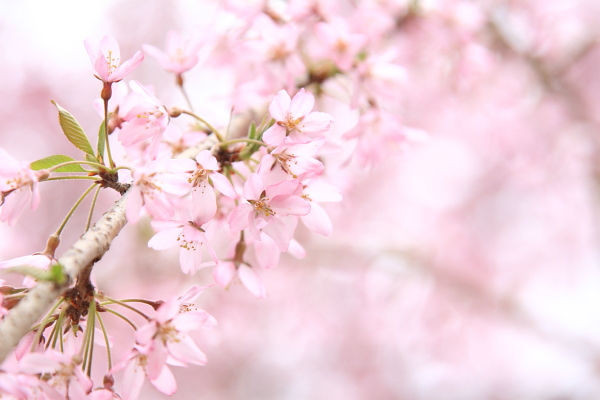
[3,0,600,399]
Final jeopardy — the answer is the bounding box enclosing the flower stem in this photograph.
[179,110,224,142]
[177,74,194,112]
[102,308,137,330]
[85,185,102,232]
[118,298,162,308]
[99,297,150,320]
[216,138,268,148]
[30,299,63,352]
[103,99,116,168]
[54,183,98,237]
[86,300,97,376]
[96,311,112,370]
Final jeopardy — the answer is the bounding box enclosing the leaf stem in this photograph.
[46,160,106,173]
[44,176,99,182]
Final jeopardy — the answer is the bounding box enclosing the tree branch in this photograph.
[0,191,129,363]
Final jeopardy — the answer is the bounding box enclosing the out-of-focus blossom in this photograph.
[0,148,47,226]
[143,30,205,75]
[126,159,190,224]
[314,18,368,71]
[118,81,170,160]
[213,261,267,299]
[84,36,144,83]
[299,179,343,236]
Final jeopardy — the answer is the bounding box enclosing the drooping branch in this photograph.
[0,191,129,363]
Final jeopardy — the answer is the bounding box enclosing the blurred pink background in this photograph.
[3,0,600,399]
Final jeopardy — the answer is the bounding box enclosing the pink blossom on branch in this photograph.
[84,36,144,83]
[125,159,190,224]
[262,88,333,146]
[228,174,310,251]
[167,150,237,225]
[113,286,216,400]
[148,219,218,275]
[117,80,170,160]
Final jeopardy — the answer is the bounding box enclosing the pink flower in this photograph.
[213,261,267,299]
[169,150,237,225]
[314,18,368,71]
[84,36,144,83]
[148,219,218,275]
[343,108,427,167]
[118,81,170,160]
[258,138,326,181]
[143,30,204,75]
[115,348,176,400]
[126,160,190,224]
[18,350,102,399]
[262,89,333,146]
[114,286,215,400]
[299,179,343,236]
[228,174,310,251]
[0,148,47,226]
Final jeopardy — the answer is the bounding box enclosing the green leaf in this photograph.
[97,119,106,159]
[5,264,66,284]
[51,100,95,156]
[30,155,88,173]
[247,121,257,140]
[48,264,67,285]
[85,153,99,164]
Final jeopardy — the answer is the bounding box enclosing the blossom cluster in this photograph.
[0,0,439,398]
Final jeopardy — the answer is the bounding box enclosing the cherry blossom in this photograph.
[143,30,205,75]
[114,286,215,400]
[117,81,170,160]
[0,148,47,226]
[213,261,267,299]
[314,17,368,71]
[84,36,144,83]
[258,138,326,182]
[262,88,333,146]
[228,174,310,251]
[148,219,218,275]
[168,150,237,224]
[125,159,190,224]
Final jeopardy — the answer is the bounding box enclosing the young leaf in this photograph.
[30,155,88,173]
[85,154,100,164]
[4,263,66,284]
[97,119,106,159]
[248,121,257,140]
[51,100,95,156]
